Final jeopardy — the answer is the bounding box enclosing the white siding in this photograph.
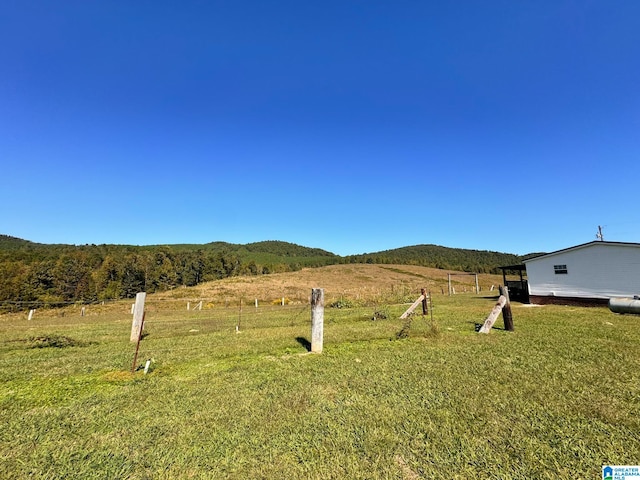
[524,243,640,299]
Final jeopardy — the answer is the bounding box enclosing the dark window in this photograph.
[554,264,568,274]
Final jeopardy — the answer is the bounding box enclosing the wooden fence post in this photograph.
[500,285,514,331]
[421,288,428,315]
[130,292,146,342]
[479,296,506,333]
[311,288,324,353]
[400,293,426,319]
[131,311,146,373]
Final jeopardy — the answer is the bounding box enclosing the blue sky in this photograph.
[1,1,639,256]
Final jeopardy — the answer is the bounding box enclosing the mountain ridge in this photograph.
[0,234,524,259]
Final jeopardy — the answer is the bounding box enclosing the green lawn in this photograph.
[1,296,639,479]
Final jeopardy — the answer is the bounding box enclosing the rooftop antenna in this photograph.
[596,225,604,241]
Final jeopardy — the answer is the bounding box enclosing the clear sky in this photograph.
[1,1,639,256]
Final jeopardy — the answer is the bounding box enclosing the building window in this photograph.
[554,264,568,274]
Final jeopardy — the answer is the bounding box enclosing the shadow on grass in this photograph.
[471,321,506,332]
[295,337,311,352]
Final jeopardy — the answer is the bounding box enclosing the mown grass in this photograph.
[1,295,639,479]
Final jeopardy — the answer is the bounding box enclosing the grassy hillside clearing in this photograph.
[1,267,639,479]
[154,264,503,307]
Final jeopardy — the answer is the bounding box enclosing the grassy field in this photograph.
[153,263,503,306]
[1,271,640,479]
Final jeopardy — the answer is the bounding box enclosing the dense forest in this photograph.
[345,244,522,273]
[0,234,526,308]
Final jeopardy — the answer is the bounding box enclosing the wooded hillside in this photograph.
[345,244,521,273]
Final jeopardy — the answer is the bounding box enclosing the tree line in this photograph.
[0,242,331,309]
[344,244,522,274]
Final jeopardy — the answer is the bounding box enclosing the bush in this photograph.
[395,316,413,339]
[26,335,86,348]
[372,309,388,320]
[329,298,355,309]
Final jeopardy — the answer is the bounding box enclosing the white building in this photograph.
[524,241,640,305]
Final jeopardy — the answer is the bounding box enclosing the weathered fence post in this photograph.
[28,309,35,321]
[499,285,514,331]
[475,274,480,294]
[479,295,506,333]
[131,311,146,373]
[311,288,324,353]
[421,288,428,315]
[401,292,426,319]
[130,292,146,342]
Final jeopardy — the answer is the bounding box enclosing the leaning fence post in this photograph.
[500,285,514,331]
[130,292,146,342]
[131,311,146,373]
[401,293,426,319]
[311,288,324,353]
[479,295,506,333]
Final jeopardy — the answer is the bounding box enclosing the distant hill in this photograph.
[244,240,336,257]
[0,234,529,307]
[346,244,522,273]
[143,240,339,268]
[0,234,39,250]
